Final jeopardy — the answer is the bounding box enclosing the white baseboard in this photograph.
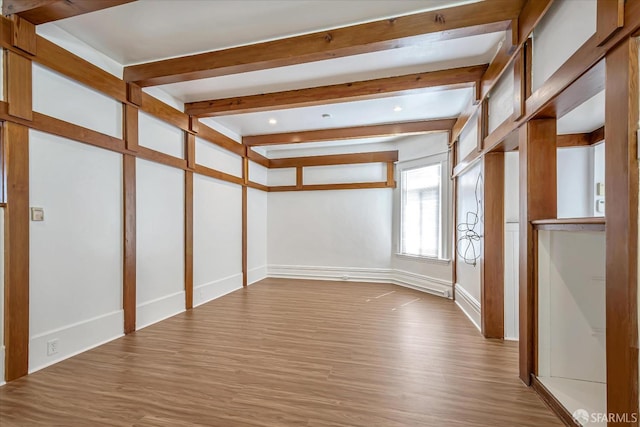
[247,265,267,285]
[29,310,124,374]
[266,265,452,298]
[0,345,5,386]
[454,283,481,332]
[137,290,185,330]
[194,273,242,307]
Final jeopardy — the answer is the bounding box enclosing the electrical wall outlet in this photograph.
[46,339,59,356]
[31,207,45,221]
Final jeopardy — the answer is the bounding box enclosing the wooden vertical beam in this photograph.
[386,162,394,187]
[242,155,248,288]
[482,152,505,339]
[519,118,556,385]
[524,39,533,100]
[3,122,30,381]
[123,154,136,334]
[513,46,526,120]
[296,166,303,189]
[184,170,193,309]
[605,36,639,425]
[186,133,196,170]
[10,16,36,55]
[6,51,32,121]
[479,99,488,151]
[596,0,624,46]
[124,104,138,152]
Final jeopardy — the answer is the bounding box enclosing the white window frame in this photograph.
[396,152,451,262]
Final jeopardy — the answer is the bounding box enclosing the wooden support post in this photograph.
[518,118,556,385]
[184,170,193,309]
[242,156,248,288]
[386,162,394,187]
[482,152,505,339]
[124,104,138,152]
[596,0,624,46]
[186,133,196,170]
[513,46,526,120]
[3,122,30,381]
[6,51,32,121]
[296,166,303,189]
[605,36,639,425]
[123,155,136,334]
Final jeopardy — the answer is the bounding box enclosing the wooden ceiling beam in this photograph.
[124,0,524,87]
[556,126,605,148]
[3,0,136,25]
[269,150,398,169]
[243,118,456,146]
[185,65,488,117]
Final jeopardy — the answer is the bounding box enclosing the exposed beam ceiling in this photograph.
[243,119,456,146]
[3,0,135,25]
[124,0,524,87]
[186,65,488,118]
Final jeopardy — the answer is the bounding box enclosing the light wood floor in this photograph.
[0,278,562,426]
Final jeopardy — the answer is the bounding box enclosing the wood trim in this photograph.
[193,164,244,187]
[596,0,624,46]
[124,1,522,86]
[246,148,269,168]
[269,150,398,169]
[0,124,5,205]
[6,50,33,121]
[296,167,303,189]
[123,154,136,334]
[604,36,639,424]
[530,375,580,427]
[247,181,269,192]
[3,0,135,25]
[3,122,30,381]
[186,133,196,170]
[269,181,394,192]
[139,92,189,131]
[10,16,36,55]
[519,119,556,385]
[185,171,194,308]
[452,147,482,178]
[478,100,487,152]
[196,122,245,156]
[185,65,488,117]
[589,126,605,145]
[531,217,605,232]
[127,83,142,107]
[136,146,187,170]
[513,46,526,120]
[124,104,138,152]
[241,185,247,287]
[482,152,504,339]
[244,119,456,146]
[386,162,395,187]
[556,133,590,148]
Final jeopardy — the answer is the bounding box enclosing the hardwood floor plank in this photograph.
[0,279,562,426]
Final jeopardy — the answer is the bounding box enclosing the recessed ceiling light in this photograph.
[393,106,403,112]
[322,113,332,118]
[268,118,277,125]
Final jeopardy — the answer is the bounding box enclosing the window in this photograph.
[400,160,447,259]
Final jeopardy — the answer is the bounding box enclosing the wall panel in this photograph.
[139,112,184,158]
[29,131,123,372]
[247,188,267,284]
[136,159,185,328]
[195,138,242,177]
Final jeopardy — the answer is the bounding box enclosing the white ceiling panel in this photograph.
[46,0,480,65]
[203,87,472,136]
[557,90,605,135]
[157,32,503,102]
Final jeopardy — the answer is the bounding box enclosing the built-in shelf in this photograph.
[532,217,605,232]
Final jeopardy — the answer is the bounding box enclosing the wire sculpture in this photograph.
[457,172,484,266]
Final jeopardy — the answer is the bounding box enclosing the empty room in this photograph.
[0,0,638,426]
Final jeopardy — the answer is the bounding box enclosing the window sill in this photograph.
[394,253,451,265]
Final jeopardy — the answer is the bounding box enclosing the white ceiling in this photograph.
[261,136,403,157]
[46,0,480,65]
[557,90,605,135]
[202,87,471,136]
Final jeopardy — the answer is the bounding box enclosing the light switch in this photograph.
[596,182,605,196]
[31,207,44,221]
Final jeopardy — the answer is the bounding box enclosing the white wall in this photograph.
[455,160,483,329]
[458,112,478,161]
[193,175,242,306]
[196,138,242,177]
[504,152,519,340]
[304,163,386,184]
[136,159,185,328]
[538,231,606,383]
[557,147,593,218]
[248,188,268,284]
[32,64,122,139]
[488,63,514,133]
[532,0,597,92]
[0,208,5,384]
[29,131,123,372]
[139,112,184,158]
[593,142,605,217]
